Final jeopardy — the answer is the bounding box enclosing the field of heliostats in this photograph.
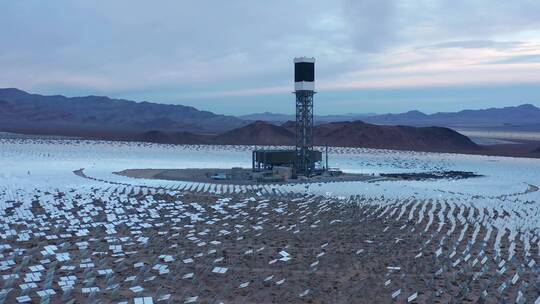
[0,135,539,303]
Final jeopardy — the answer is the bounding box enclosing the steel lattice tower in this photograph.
[294,57,315,175]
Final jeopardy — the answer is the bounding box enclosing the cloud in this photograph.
[400,1,540,44]
[489,54,540,64]
[340,0,398,52]
[1,0,540,114]
[424,40,523,50]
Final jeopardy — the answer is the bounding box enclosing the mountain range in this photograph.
[2,88,540,156]
[239,112,377,124]
[3,88,540,134]
[139,120,480,152]
[0,88,246,135]
[241,104,540,128]
[364,104,540,128]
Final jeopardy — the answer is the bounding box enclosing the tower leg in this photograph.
[295,90,314,176]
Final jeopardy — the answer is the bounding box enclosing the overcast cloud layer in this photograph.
[1,0,540,114]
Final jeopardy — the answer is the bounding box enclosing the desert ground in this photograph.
[0,137,539,303]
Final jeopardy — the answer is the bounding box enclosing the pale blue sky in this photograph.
[1,0,540,114]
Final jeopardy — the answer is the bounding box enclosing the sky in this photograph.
[1,0,540,115]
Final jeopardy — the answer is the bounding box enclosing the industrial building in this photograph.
[252,150,322,171]
[252,57,323,178]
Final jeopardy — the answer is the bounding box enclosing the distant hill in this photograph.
[141,120,480,153]
[313,121,479,151]
[7,87,538,154]
[138,121,294,146]
[364,104,540,128]
[4,88,538,136]
[214,121,294,145]
[238,112,295,123]
[239,112,377,124]
[0,88,247,134]
[241,104,540,128]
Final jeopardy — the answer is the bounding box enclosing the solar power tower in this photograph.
[294,57,316,175]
